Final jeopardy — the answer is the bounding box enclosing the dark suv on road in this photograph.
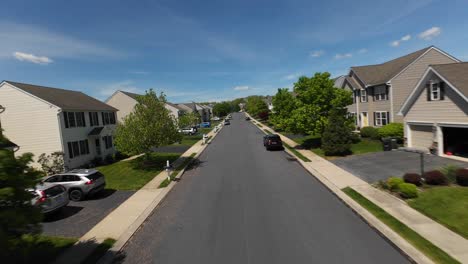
[263,134,283,150]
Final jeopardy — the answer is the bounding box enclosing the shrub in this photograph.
[455,168,468,186]
[440,164,461,183]
[387,177,404,191]
[403,173,422,186]
[398,183,418,199]
[350,132,361,144]
[378,123,404,140]
[37,151,65,175]
[360,126,379,138]
[423,170,448,185]
[321,110,353,156]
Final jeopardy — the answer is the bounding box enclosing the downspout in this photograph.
[387,81,394,122]
[56,109,67,169]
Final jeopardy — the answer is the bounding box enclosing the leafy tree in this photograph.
[37,152,65,175]
[178,112,199,129]
[0,150,43,254]
[246,96,268,117]
[321,108,354,156]
[213,102,231,117]
[270,88,297,129]
[230,98,244,112]
[287,72,352,135]
[114,89,181,157]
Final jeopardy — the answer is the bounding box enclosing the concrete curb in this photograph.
[96,125,224,264]
[247,114,433,264]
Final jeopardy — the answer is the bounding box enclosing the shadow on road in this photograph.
[43,205,84,222]
[87,189,117,200]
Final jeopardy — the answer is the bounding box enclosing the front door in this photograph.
[95,139,101,156]
[361,112,368,127]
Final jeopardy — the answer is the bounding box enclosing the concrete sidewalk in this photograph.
[54,127,221,264]
[253,116,468,263]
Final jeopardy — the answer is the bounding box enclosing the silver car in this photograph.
[30,184,69,214]
[41,169,106,201]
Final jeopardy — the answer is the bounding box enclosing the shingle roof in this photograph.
[119,91,184,110]
[431,62,468,98]
[344,76,363,90]
[5,81,117,111]
[351,47,433,86]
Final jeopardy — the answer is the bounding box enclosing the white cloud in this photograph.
[358,48,368,54]
[335,53,352,59]
[418,27,441,40]
[309,50,324,57]
[13,52,53,64]
[390,34,412,47]
[233,86,250,91]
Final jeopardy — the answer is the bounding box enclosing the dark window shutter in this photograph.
[371,87,375,101]
[385,86,389,100]
[82,113,86,127]
[426,83,431,101]
[102,112,105,125]
[386,112,390,125]
[89,112,93,126]
[373,112,376,126]
[64,112,69,128]
[440,82,445,100]
[67,142,73,158]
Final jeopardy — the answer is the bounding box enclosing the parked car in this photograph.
[224,120,230,125]
[41,169,106,201]
[245,117,251,121]
[30,184,69,214]
[263,134,283,150]
[179,127,197,135]
[212,116,220,121]
[200,122,211,128]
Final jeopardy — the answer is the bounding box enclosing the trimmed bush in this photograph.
[455,168,468,186]
[360,126,379,139]
[378,123,404,140]
[398,183,418,199]
[403,173,422,186]
[423,170,448,185]
[441,164,461,183]
[387,177,404,191]
[350,132,361,144]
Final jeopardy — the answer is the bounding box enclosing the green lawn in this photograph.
[4,235,77,264]
[408,187,468,239]
[343,187,459,264]
[98,152,181,190]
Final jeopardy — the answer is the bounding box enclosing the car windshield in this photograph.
[44,185,64,197]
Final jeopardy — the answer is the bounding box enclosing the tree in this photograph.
[213,102,231,117]
[270,88,297,129]
[178,112,199,128]
[286,72,353,135]
[321,109,354,156]
[246,96,268,117]
[37,152,65,175]
[230,98,244,112]
[0,150,43,254]
[114,89,181,157]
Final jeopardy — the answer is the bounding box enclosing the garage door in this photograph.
[410,125,433,149]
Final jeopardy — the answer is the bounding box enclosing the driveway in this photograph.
[41,189,135,238]
[332,150,468,183]
[119,113,408,264]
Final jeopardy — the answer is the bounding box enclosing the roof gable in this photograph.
[4,81,117,111]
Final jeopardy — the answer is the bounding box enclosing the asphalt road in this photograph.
[119,113,408,264]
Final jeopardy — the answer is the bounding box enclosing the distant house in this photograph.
[105,90,184,122]
[177,103,210,122]
[399,62,468,161]
[341,46,460,128]
[333,75,346,88]
[263,96,274,111]
[0,81,117,169]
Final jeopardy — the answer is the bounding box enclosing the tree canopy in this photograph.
[270,88,296,130]
[246,96,268,117]
[212,102,232,117]
[114,89,181,156]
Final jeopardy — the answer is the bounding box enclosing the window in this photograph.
[102,112,116,125]
[79,140,90,155]
[61,175,80,182]
[76,112,85,127]
[374,86,388,101]
[67,140,90,159]
[360,89,367,102]
[430,82,440,101]
[68,112,76,127]
[375,112,389,126]
[103,136,113,149]
[89,112,99,126]
[64,112,86,128]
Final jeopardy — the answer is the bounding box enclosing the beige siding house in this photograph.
[0,81,117,169]
[399,63,468,161]
[342,46,459,129]
[105,90,184,122]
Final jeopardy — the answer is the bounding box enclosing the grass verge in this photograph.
[159,153,197,188]
[284,143,311,162]
[81,238,116,264]
[408,186,468,239]
[98,152,181,190]
[343,187,459,264]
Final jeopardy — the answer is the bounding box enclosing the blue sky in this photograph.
[1,0,468,102]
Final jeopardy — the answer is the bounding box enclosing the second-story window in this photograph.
[102,112,116,125]
[374,86,388,101]
[360,89,367,103]
[430,82,440,101]
[64,112,86,128]
[89,112,99,126]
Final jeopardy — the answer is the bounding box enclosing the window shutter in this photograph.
[64,112,69,128]
[373,112,376,126]
[67,142,73,158]
[426,83,431,101]
[88,113,93,126]
[82,113,86,127]
[386,112,390,125]
[385,86,389,100]
[102,112,105,125]
[440,82,445,100]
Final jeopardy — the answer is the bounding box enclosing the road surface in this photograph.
[119,113,408,264]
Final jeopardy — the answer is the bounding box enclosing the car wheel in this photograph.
[69,189,83,201]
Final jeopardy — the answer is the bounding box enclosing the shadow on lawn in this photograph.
[129,153,181,171]
[295,137,321,150]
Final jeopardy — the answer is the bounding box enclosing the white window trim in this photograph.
[375,111,388,127]
[374,87,388,101]
[430,82,440,101]
[360,89,367,102]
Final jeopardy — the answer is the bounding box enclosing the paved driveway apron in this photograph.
[120,113,408,264]
[332,151,468,183]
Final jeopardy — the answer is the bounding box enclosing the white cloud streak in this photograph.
[335,53,352,59]
[309,50,324,57]
[13,52,53,64]
[390,34,411,47]
[418,27,441,40]
[233,86,250,91]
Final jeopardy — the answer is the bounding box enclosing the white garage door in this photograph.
[410,125,433,149]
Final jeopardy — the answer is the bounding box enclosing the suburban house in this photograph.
[341,46,460,128]
[333,75,346,88]
[105,90,184,122]
[0,81,118,169]
[177,103,211,122]
[263,96,274,111]
[399,62,468,161]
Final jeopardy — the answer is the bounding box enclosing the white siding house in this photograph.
[0,81,117,169]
